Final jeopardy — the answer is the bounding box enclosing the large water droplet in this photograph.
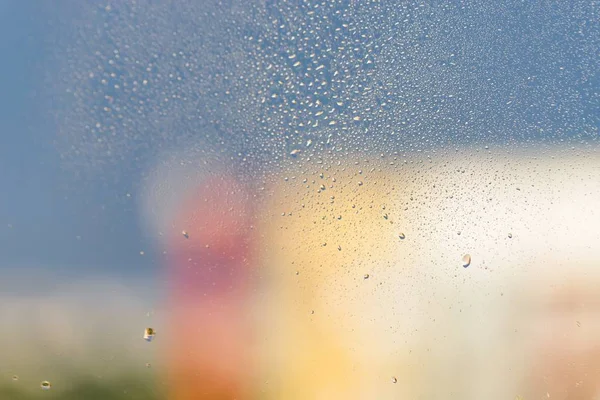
[143,327,156,342]
[462,254,471,268]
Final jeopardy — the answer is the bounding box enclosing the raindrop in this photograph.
[182,230,189,239]
[145,363,152,368]
[508,233,512,238]
[40,381,51,390]
[392,376,398,384]
[364,274,370,279]
[398,232,406,240]
[462,254,471,268]
[12,375,18,381]
[143,327,156,342]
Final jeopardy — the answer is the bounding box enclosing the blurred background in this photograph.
[0,1,598,399]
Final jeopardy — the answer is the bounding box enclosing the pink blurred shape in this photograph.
[165,175,257,399]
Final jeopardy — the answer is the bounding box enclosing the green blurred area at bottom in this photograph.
[0,377,165,400]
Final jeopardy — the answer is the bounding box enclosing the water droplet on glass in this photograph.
[398,232,406,240]
[364,274,370,279]
[143,327,156,342]
[392,376,398,384]
[508,233,512,238]
[12,375,18,381]
[462,254,471,268]
[145,363,152,368]
[41,381,51,390]
[182,230,189,239]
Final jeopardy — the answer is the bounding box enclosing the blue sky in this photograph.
[0,2,156,277]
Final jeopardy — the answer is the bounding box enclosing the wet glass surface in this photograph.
[0,1,598,399]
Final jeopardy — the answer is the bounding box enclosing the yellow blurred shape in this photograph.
[250,146,600,399]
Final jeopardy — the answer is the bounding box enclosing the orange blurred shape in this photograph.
[166,175,257,399]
